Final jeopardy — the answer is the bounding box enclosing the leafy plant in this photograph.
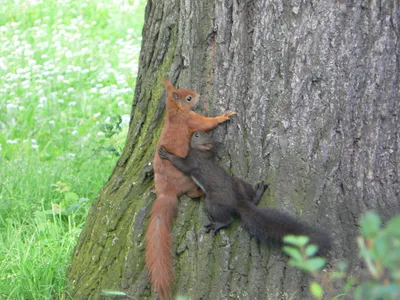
[100,115,123,138]
[354,212,400,299]
[43,181,89,217]
[283,211,400,299]
[95,114,127,156]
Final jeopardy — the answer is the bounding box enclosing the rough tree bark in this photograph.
[68,0,400,299]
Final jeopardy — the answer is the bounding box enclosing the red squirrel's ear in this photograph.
[163,79,175,91]
[172,92,179,100]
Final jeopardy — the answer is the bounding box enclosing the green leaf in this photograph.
[103,146,120,156]
[360,211,381,237]
[384,246,400,273]
[115,114,122,127]
[303,257,326,272]
[64,191,79,204]
[374,234,389,259]
[354,283,373,300]
[392,270,400,279]
[310,282,324,299]
[67,203,81,212]
[372,284,399,297]
[385,215,400,236]
[288,259,308,271]
[283,235,310,247]
[283,246,303,261]
[305,244,318,257]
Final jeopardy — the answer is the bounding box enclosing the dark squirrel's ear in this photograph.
[172,92,179,100]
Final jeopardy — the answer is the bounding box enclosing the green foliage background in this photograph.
[0,0,146,298]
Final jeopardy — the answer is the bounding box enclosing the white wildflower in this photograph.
[24,49,34,56]
[6,103,18,109]
[121,114,130,126]
[65,50,72,58]
[6,139,18,144]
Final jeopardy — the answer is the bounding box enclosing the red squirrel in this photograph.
[146,81,235,299]
[158,131,332,255]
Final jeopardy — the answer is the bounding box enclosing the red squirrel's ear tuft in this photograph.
[163,79,175,91]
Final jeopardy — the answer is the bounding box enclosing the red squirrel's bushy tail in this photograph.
[239,203,332,255]
[145,193,178,299]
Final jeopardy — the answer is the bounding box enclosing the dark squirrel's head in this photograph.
[190,131,213,151]
[163,80,200,110]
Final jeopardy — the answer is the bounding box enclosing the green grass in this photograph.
[0,0,146,298]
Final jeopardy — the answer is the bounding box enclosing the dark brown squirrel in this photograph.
[158,131,332,254]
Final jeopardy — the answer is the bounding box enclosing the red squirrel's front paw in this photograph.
[158,147,169,159]
[225,111,237,119]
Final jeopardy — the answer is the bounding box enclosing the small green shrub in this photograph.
[283,211,400,299]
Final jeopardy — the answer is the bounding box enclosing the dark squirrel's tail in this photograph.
[238,204,332,254]
[145,193,178,299]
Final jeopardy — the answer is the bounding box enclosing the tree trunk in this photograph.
[68,0,400,299]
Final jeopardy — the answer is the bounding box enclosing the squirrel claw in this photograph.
[204,223,215,235]
[256,181,269,192]
[225,111,237,119]
[204,223,221,236]
[158,146,169,159]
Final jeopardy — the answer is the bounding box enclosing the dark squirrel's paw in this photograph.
[158,146,169,159]
[204,223,219,236]
[256,181,269,192]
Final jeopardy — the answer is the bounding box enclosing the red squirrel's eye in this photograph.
[195,132,199,137]
[186,96,192,101]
